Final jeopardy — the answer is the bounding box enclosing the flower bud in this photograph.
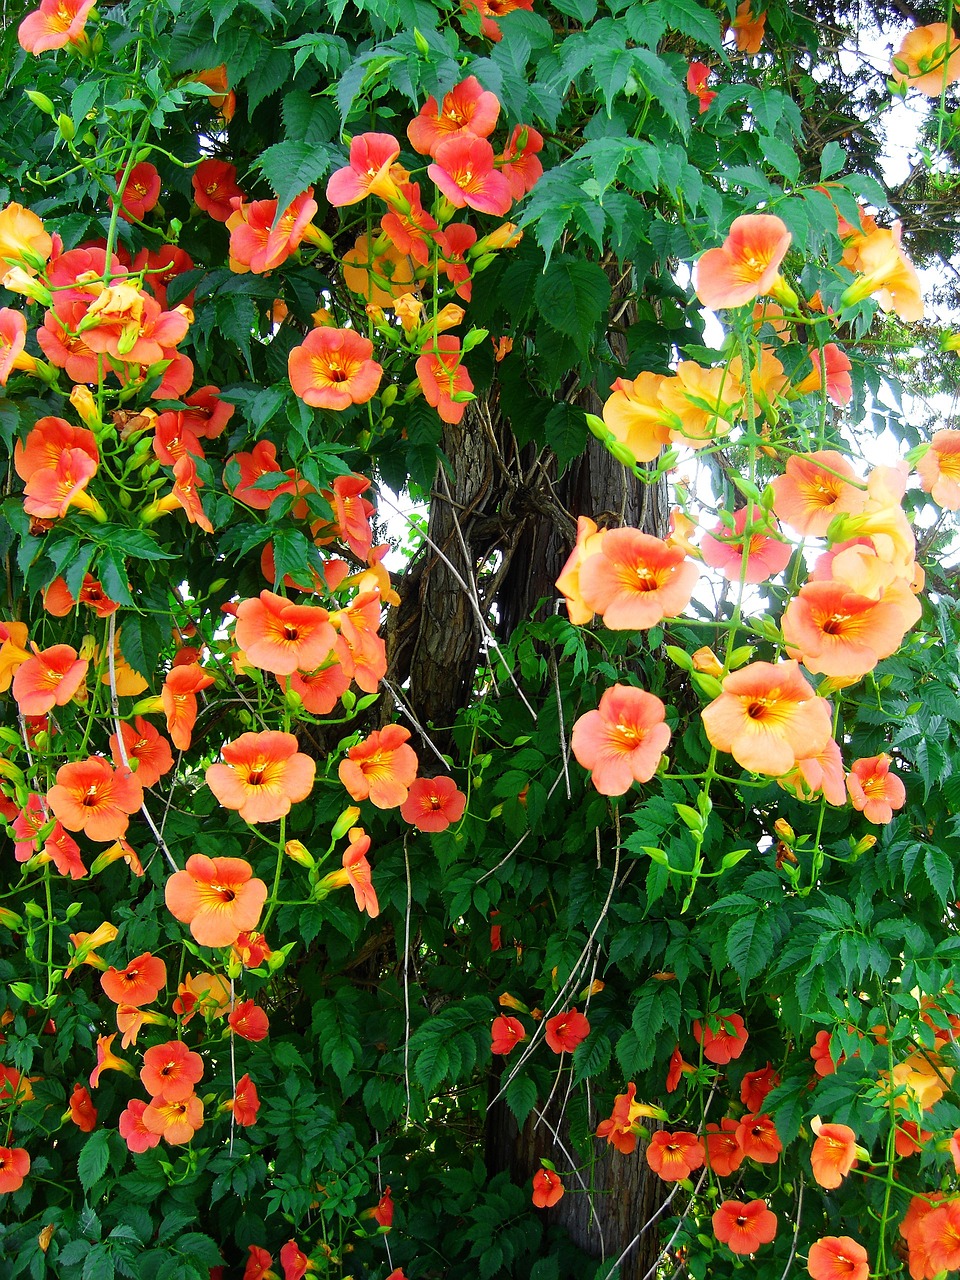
[25,90,55,115]
[691,647,724,678]
[284,839,315,868]
[57,114,76,141]
[69,384,102,428]
[331,806,362,841]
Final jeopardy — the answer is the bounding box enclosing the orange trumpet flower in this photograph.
[165,854,268,948]
[206,731,316,824]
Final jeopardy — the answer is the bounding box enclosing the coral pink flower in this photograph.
[0,308,29,386]
[846,754,906,824]
[285,661,351,715]
[288,327,383,409]
[784,579,917,679]
[736,1112,782,1163]
[840,221,923,321]
[687,61,717,112]
[646,1131,705,1181]
[119,1098,161,1153]
[228,191,319,274]
[322,827,380,918]
[326,133,402,206]
[228,440,300,511]
[18,0,95,52]
[571,684,671,796]
[811,1029,838,1076]
[228,1000,269,1042]
[918,429,960,510]
[491,1015,526,1055]
[436,222,477,299]
[231,1074,261,1128]
[0,1147,30,1193]
[178,384,235,440]
[705,1119,744,1176]
[162,662,214,750]
[531,1168,564,1208]
[111,163,161,223]
[700,508,792,583]
[545,1008,590,1054]
[695,215,791,309]
[109,718,174,788]
[206,731,315,824]
[319,473,376,561]
[400,776,467,831]
[339,725,419,809]
[165,854,269,947]
[694,1013,749,1064]
[23,448,102,520]
[100,952,166,1007]
[556,516,608,625]
[578,528,699,629]
[140,1039,204,1101]
[89,1033,135,1089]
[770,449,865,536]
[701,660,833,776]
[891,23,960,95]
[47,756,142,842]
[810,1123,858,1189]
[68,1083,97,1132]
[379,181,441,266]
[429,135,513,216]
[142,1093,204,1145]
[713,1199,777,1253]
[461,0,534,41]
[792,344,853,406]
[192,158,244,222]
[601,373,673,463]
[807,1236,869,1280]
[416,335,474,424]
[499,123,544,197]
[407,77,501,156]
[12,644,87,714]
[235,591,336,676]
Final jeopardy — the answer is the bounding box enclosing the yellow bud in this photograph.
[284,839,315,868]
[69,384,102,428]
[331,806,361,840]
[773,818,795,843]
[691,647,724,678]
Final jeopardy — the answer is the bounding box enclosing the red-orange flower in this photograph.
[165,854,268,947]
[228,191,319,274]
[596,1084,664,1155]
[288,327,383,409]
[141,1040,204,1101]
[0,1147,30,1193]
[407,77,500,156]
[228,1000,270,1042]
[461,0,534,42]
[702,660,833,776]
[713,1199,777,1254]
[695,215,791,310]
[730,0,766,53]
[192,159,244,222]
[810,1122,858,1188]
[118,1098,161,1153]
[68,1083,97,1132]
[846,754,906,824]
[545,1008,590,1054]
[736,1112,782,1163]
[235,592,336,677]
[280,1240,318,1280]
[162,663,215,750]
[811,1029,838,1076]
[807,1236,869,1280]
[740,1063,779,1111]
[429,135,513,216]
[112,162,161,223]
[399,776,467,831]
[531,1167,564,1208]
[571,684,671,797]
[694,1012,749,1064]
[46,756,143,843]
[109,718,174,789]
[416,336,474,425]
[142,1092,204,1145]
[100,952,166,1007]
[230,1074,261,1128]
[646,1130,705,1181]
[339,725,419,809]
[206,731,316,824]
[491,1014,526,1055]
[317,828,380,918]
[704,1119,744,1176]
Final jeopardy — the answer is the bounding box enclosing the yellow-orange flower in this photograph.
[206,731,316,824]
[891,24,960,96]
[702,660,832,776]
[165,854,268,947]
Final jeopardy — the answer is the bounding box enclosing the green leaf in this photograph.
[761,135,800,185]
[78,1130,111,1192]
[256,140,337,219]
[591,45,637,115]
[71,80,101,134]
[661,0,723,50]
[819,141,846,180]
[118,613,166,681]
[727,912,775,992]
[544,403,588,474]
[923,845,954,908]
[631,49,690,140]
[97,547,135,606]
[505,1074,538,1127]
[534,257,611,351]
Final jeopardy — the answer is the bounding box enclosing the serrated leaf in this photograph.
[256,140,336,219]
[119,613,165,681]
[924,845,954,908]
[544,403,588,474]
[505,1074,537,1127]
[78,1129,111,1192]
[663,0,723,49]
[534,257,611,349]
[632,49,690,139]
[727,912,775,989]
[71,80,101,133]
[761,135,800,184]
